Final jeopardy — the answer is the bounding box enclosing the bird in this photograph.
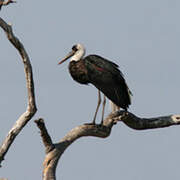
[58,43,132,125]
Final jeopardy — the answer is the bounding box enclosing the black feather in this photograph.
[84,55,131,110]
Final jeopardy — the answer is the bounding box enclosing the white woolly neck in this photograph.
[70,44,86,61]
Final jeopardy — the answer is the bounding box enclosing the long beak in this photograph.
[58,50,75,65]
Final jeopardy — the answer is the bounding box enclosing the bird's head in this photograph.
[58,43,86,65]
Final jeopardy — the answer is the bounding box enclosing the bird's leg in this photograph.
[92,90,101,124]
[100,95,106,125]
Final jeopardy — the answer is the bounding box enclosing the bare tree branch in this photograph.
[0,17,37,166]
[114,110,180,130]
[34,119,54,154]
[35,110,180,180]
[35,117,114,180]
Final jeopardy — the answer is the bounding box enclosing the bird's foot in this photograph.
[99,122,104,127]
[84,119,96,125]
[84,122,96,125]
[100,118,104,126]
[100,122,104,125]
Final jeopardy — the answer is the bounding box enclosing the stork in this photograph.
[58,44,132,124]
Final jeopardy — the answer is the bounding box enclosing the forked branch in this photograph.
[35,111,180,180]
[0,17,37,166]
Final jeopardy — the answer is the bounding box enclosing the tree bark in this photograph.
[35,111,180,180]
[0,17,37,166]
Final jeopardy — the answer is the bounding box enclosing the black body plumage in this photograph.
[69,55,131,110]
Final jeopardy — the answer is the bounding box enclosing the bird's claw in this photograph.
[84,122,96,125]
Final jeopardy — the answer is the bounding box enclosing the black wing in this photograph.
[84,55,131,110]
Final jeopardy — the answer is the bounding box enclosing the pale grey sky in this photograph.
[0,0,180,179]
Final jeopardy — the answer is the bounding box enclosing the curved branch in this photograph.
[35,110,180,180]
[0,17,37,166]
[35,117,114,180]
[114,110,180,130]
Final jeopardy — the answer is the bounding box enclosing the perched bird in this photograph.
[58,44,132,124]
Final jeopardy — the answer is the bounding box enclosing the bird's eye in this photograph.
[72,45,78,51]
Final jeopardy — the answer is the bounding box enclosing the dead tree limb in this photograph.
[111,110,180,130]
[35,111,180,180]
[0,17,37,166]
